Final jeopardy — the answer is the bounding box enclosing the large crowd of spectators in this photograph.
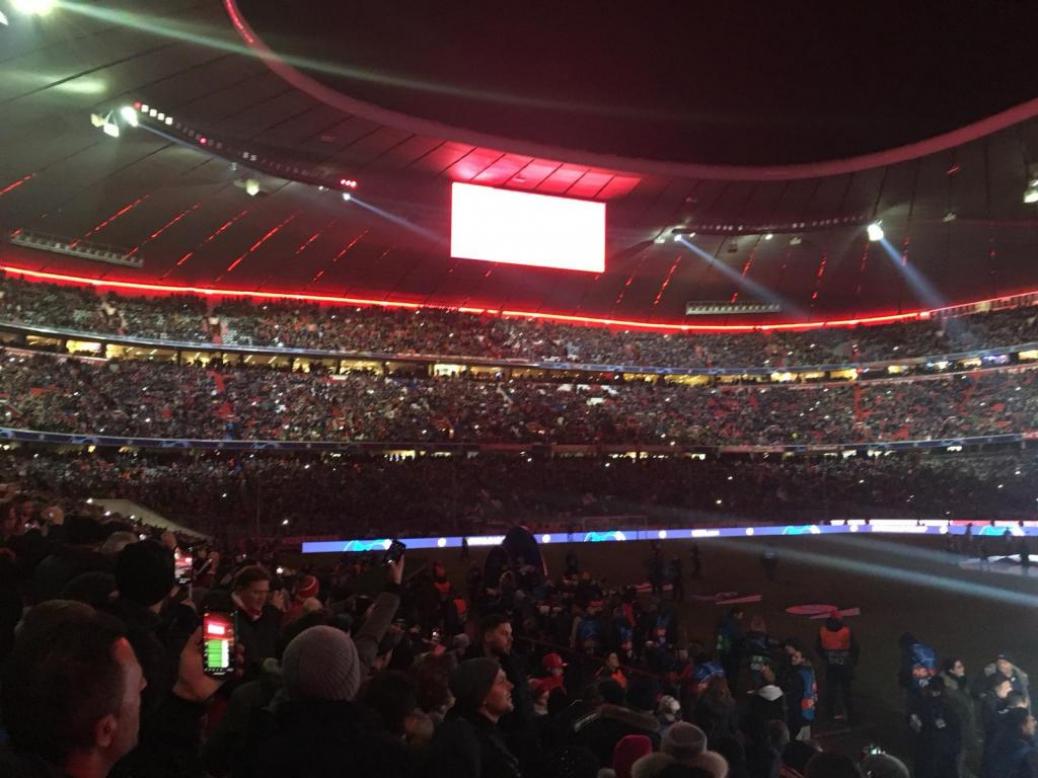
[2,274,1038,369]
[0,484,1034,777]
[6,449,1037,538]
[2,353,1038,446]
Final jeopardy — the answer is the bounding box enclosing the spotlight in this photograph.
[942,210,957,223]
[11,0,56,16]
[0,10,8,25]
[119,105,138,127]
[164,116,173,126]
[764,233,774,240]
[673,234,683,242]
[866,222,884,242]
[789,236,802,246]
[244,179,260,197]
[1024,187,1038,205]
[654,235,666,244]
[89,112,106,129]
[341,192,352,202]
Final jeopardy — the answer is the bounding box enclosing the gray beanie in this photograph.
[282,625,360,702]
[661,722,707,762]
[450,658,500,713]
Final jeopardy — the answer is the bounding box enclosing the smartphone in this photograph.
[202,611,237,677]
[174,551,194,585]
[383,539,406,566]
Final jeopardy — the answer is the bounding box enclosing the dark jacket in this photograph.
[983,730,1038,778]
[908,691,962,778]
[427,709,521,778]
[0,749,66,778]
[572,703,661,767]
[694,694,740,744]
[243,699,414,778]
[208,586,401,778]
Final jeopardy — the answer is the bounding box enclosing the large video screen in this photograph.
[450,182,605,273]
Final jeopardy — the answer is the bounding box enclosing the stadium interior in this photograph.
[1,2,1038,777]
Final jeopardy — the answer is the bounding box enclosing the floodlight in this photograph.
[0,10,8,24]
[89,112,106,128]
[244,179,260,197]
[653,235,666,244]
[942,211,957,223]
[11,0,55,16]
[673,234,683,242]
[1024,187,1038,205]
[341,192,352,202]
[764,233,774,240]
[102,120,120,138]
[119,105,138,127]
[866,222,884,242]
[164,116,173,125]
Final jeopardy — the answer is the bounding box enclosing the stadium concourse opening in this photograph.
[3,1,1038,777]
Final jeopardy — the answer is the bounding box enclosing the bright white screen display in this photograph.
[450,182,605,273]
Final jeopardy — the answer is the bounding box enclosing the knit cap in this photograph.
[661,722,707,762]
[613,734,653,778]
[282,625,361,701]
[294,574,319,600]
[449,657,500,713]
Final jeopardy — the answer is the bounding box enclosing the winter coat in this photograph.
[242,699,414,778]
[427,709,522,778]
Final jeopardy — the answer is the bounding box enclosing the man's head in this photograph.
[1,602,145,773]
[479,613,513,657]
[234,566,271,613]
[942,658,966,678]
[996,655,1014,678]
[661,722,707,764]
[789,648,806,666]
[992,674,1013,699]
[115,540,174,608]
[449,658,513,722]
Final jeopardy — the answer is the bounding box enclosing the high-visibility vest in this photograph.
[819,625,851,652]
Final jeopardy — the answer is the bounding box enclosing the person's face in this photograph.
[239,579,270,612]
[997,659,1013,677]
[791,650,804,666]
[607,652,620,670]
[762,665,776,684]
[951,660,966,678]
[481,670,514,719]
[485,622,513,655]
[97,638,146,764]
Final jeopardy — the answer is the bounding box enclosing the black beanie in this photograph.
[450,658,500,713]
[115,540,174,606]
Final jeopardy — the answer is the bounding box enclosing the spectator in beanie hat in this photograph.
[238,560,406,778]
[428,657,521,778]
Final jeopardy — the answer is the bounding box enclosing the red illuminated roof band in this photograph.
[3,261,1035,335]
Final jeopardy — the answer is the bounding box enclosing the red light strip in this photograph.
[4,261,1038,334]
[75,195,150,245]
[0,174,34,198]
[652,256,681,306]
[165,209,250,276]
[221,213,298,276]
[128,202,203,256]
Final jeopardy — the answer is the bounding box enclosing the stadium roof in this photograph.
[0,0,1037,324]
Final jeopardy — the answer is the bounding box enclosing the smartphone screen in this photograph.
[174,552,194,585]
[202,611,235,677]
[383,539,406,566]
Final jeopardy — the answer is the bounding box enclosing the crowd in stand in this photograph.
[2,274,1038,369]
[0,487,1035,778]
[7,449,1038,538]
[3,353,1038,446]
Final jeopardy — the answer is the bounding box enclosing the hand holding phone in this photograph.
[174,619,242,703]
[201,611,237,678]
